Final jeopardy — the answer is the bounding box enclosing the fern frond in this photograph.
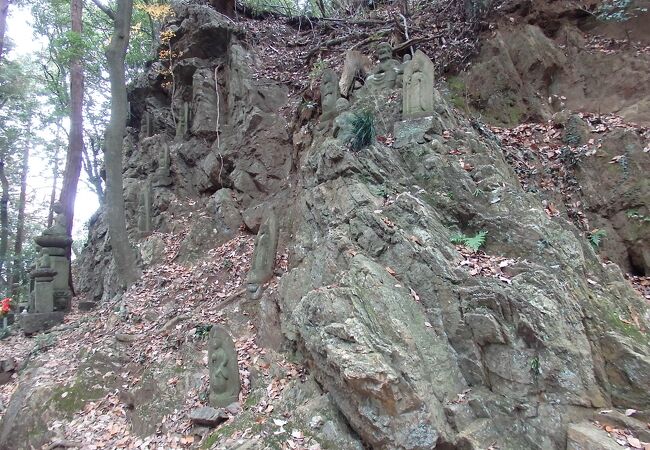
[465,230,487,252]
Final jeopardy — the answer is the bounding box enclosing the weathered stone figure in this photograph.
[208,325,240,407]
[191,68,220,136]
[246,211,279,300]
[333,98,355,143]
[402,50,435,119]
[364,43,401,92]
[143,110,154,137]
[153,142,173,187]
[137,181,153,236]
[320,69,340,121]
[43,202,67,237]
[175,102,190,138]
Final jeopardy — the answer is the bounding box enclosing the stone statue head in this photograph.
[376,43,393,62]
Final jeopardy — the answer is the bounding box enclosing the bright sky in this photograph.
[7,6,101,241]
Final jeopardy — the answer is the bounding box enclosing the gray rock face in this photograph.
[278,93,649,448]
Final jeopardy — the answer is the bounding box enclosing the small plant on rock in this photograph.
[588,229,607,248]
[451,230,488,252]
[349,109,375,151]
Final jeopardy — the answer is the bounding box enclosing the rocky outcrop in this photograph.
[453,4,650,126]
[66,2,649,449]
[275,84,649,448]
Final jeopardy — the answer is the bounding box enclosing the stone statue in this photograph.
[153,142,173,187]
[246,211,279,300]
[208,325,240,407]
[320,69,340,121]
[43,202,67,237]
[402,50,435,119]
[137,181,153,236]
[333,98,355,144]
[191,68,220,137]
[143,110,154,138]
[175,102,190,139]
[364,43,401,93]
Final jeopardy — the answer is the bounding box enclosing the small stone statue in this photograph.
[246,211,279,300]
[137,181,153,236]
[364,43,401,93]
[43,202,67,237]
[153,142,173,187]
[208,325,240,407]
[402,50,435,119]
[175,102,190,139]
[320,69,340,121]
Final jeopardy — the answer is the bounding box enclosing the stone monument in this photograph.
[175,101,190,139]
[23,202,72,334]
[143,110,154,138]
[245,211,279,300]
[320,69,340,121]
[153,142,173,187]
[402,50,435,119]
[364,43,401,93]
[208,325,240,407]
[191,68,220,137]
[137,181,153,236]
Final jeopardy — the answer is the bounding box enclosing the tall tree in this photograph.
[8,134,29,299]
[0,0,9,63]
[58,0,84,237]
[92,0,139,288]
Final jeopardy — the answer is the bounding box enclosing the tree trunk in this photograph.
[0,0,9,63]
[103,0,139,288]
[0,158,9,291]
[48,145,60,228]
[59,0,84,237]
[9,140,29,300]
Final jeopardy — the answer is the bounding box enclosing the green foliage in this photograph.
[530,356,542,376]
[194,323,212,339]
[451,230,488,252]
[349,109,375,151]
[588,229,607,248]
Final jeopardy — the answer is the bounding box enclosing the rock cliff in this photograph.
[2,1,649,449]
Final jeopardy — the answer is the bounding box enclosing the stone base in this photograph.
[21,312,65,335]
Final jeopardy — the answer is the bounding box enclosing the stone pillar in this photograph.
[22,253,65,335]
[137,181,153,236]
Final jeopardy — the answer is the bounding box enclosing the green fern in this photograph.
[450,233,466,245]
[588,229,606,248]
[451,230,488,252]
